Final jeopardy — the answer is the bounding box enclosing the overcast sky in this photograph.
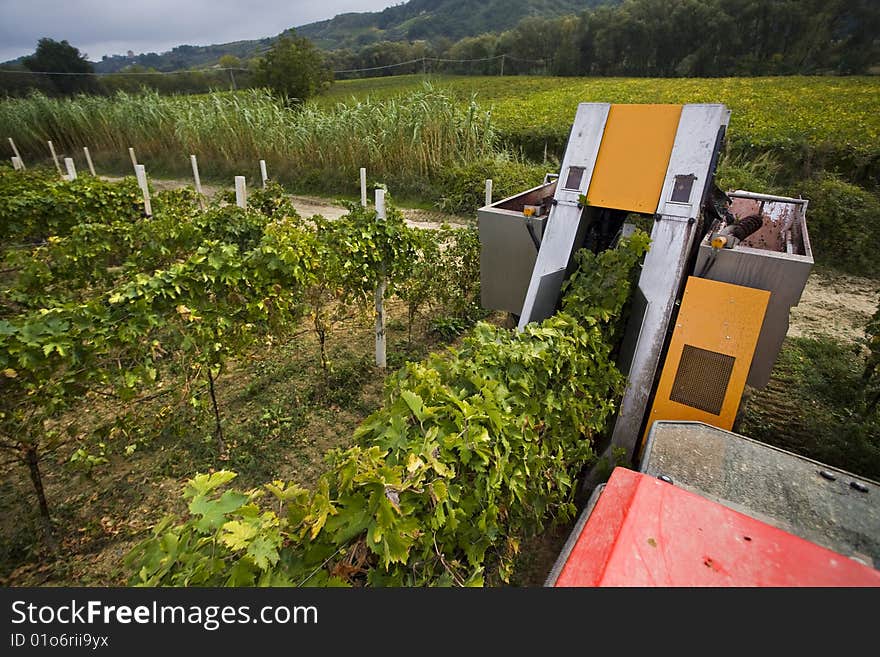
[0,0,397,62]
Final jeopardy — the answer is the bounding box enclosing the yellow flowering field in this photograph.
[322,74,880,176]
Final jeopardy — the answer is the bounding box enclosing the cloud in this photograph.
[0,0,394,62]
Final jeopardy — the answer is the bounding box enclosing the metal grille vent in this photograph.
[669,345,735,415]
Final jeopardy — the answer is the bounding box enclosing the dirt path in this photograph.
[104,176,471,230]
[789,269,879,344]
[277,194,462,231]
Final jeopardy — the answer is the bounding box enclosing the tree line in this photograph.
[328,0,879,78]
[0,36,320,101]
[1,0,877,100]
[0,39,260,98]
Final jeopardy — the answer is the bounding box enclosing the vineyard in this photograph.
[0,168,484,582]
[0,164,651,585]
[1,74,879,586]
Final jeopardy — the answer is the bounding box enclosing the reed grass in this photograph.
[0,84,497,196]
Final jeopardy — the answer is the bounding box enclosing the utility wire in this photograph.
[0,67,251,76]
[1,53,548,78]
[332,58,427,74]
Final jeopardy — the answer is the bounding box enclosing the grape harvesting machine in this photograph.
[477,103,880,586]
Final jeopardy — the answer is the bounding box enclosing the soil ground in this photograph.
[789,268,879,345]
[103,176,474,230]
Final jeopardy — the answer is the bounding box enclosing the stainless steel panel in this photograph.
[478,209,545,315]
[694,192,812,388]
[518,103,611,330]
[616,288,648,377]
[477,181,558,315]
[530,267,567,322]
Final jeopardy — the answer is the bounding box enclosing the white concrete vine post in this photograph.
[374,188,387,369]
[190,155,205,208]
[235,176,247,208]
[134,164,152,217]
[8,138,24,169]
[47,141,62,176]
[64,157,77,181]
[83,147,96,176]
[360,167,367,207]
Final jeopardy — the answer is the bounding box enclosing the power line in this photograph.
[335,55,545,74]
[427,55,505,63]
[0,67,250,76]
[505,55,547,64]
[1,53,548,79]
[332,58,426,74]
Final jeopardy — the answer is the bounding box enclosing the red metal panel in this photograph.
[555,468,880,587]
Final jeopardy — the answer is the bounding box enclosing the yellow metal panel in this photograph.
[642,277,770,451]
[586,104,682,214]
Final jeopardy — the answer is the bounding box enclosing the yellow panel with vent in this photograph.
[641,276,770,452]
[585,104,682,214]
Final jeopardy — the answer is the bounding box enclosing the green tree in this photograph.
[217,54,242,90]
[255,31,332,103]
[218,54,241,68]
[446,34,498,74]
[22,38,99,95]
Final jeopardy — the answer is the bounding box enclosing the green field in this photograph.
[5,74,879,184]
[321,74,880,147]
[319,74,880,179]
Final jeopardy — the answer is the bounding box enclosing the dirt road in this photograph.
[790,269,878,344]
[106,175,469,230]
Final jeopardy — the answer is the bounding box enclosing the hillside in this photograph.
[94,38,274,74]
[91,0,607,72]
[298,0,608,49]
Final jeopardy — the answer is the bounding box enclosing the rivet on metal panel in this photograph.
[818,470,837,481]
[850,481,869,493]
